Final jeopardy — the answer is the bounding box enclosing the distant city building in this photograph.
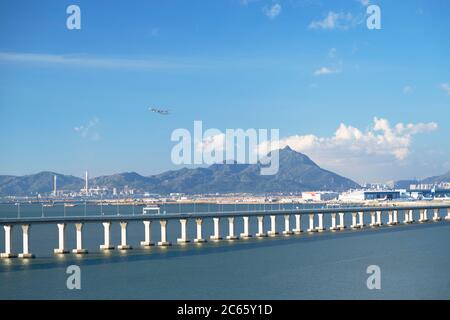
[339,190,402,201]
[410,182,450,190]
[302,191,339,202]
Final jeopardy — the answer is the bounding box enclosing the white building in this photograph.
[339,190,366,202]
[302,191,339,202]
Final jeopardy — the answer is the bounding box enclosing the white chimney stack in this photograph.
[85,171,89,196]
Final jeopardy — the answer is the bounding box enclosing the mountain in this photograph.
[0,172,84,196]
[421,171,450,184]
[395,171,450,189]
[0,148,360,196]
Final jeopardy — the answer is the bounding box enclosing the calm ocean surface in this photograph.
[0,203,449,299]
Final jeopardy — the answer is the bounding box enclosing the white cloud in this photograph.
[313,67,339,76]
[308,11,356,30]
[74,118,100,141]
[0,52,193,70]
[440,83,450,96]
[258,117,438,163]
[403,86,413,95]
[263,3,282,19]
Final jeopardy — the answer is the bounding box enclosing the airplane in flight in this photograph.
[149,107,170,115]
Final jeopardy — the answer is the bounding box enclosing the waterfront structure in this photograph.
[1,204,449,258]
[301,191,339,202]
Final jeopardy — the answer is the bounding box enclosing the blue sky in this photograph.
[0,0,449,183]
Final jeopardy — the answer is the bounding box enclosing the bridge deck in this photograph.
[1,204,449,225]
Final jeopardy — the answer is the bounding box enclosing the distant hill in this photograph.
[0,147,360,196]
[421,171,450,184]
[395,171,450,189]
[0,172,84,196]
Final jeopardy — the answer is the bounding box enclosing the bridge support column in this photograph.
[140,221,154,246]
[177,219,190,244]
[446,208,450,221]
[409,210,415,223]
[393,210,399,224]
[293,214,302,234]
[370,212,376,227]
[351,213,358,229]
[240,216,252,238]
[376,211,382,226]
[72,223,88,254]
[308,214,317,232]
[100,222,114,250]
[330,213,337,231]
[210,218,222,241]
[268,215,278,237]
[433,209,441,222]
[338,212,346,230]
[54,223,68,254]
[358,212,365,228]
[194,219,206,243]
[18,224,34,258]
[226,217,238,240]
[403,210,409,224]
[387,211,393,226]
[158,220,171,246]
[419,209,429,223]
[283,215,294,235]
[317,214,325,232]
[256,216,267,237]
[118,222,132,250]
[1,225,16,258]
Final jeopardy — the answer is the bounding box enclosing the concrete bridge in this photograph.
[1,204,449,258]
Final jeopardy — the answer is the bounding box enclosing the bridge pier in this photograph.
[177,219,190,244]
[293,214,302,234]
[158,220,171,246]
[268,215,278,237]
[256,216,267,237]
[283,215,294,235]
[240,216,252,238]
[351,213,358,229]
[226,217,238,240]
[316,213,325,232]
[1,225,16,258]
[118,222,132,250]
[194,219,206,243]
[387,211,394,226]
[140,220,154,246]
[419,209,429,223]
[393,210,399,224]
[432,209,441,222]
[330,213,338,231]
[100,222,114,250]
[72,223,88,254]
[358,212,365,228]
[54,223,69,254]
[308,214,317,232]
[370,212,376,227]
[18,224,34,258]
[406,209,414,223]
[446,209,450,221]
[376,211,383,226]
[338,212,346,230]
[210,217,222,241]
